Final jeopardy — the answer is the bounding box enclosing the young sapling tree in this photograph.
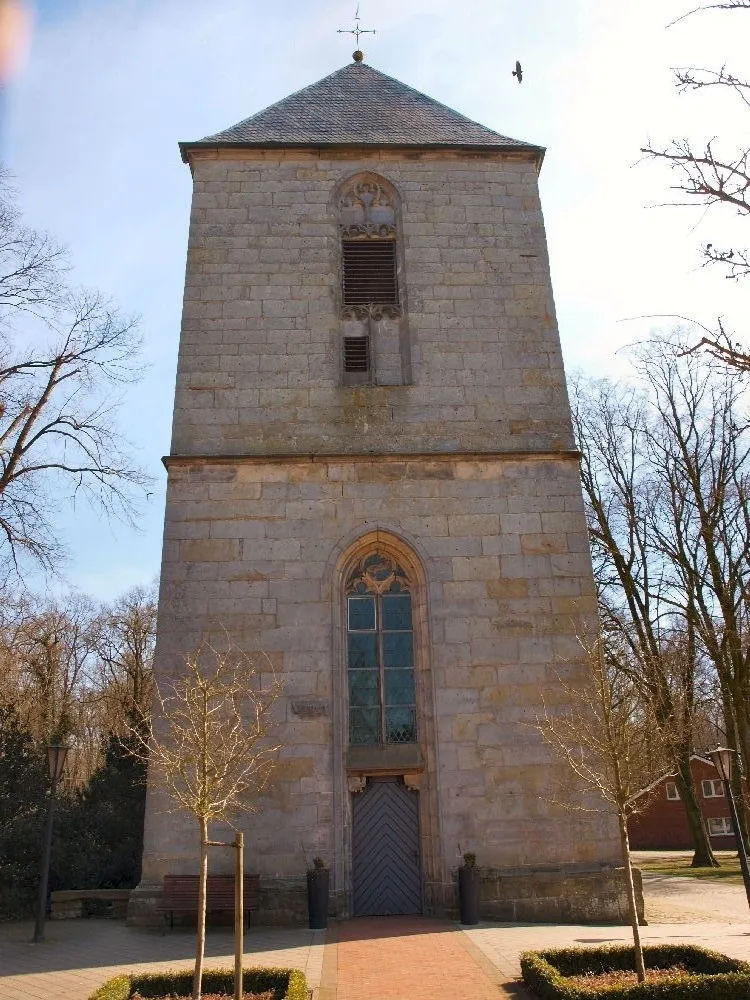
[134,637,282,1000]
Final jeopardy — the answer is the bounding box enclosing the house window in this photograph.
[346,553,416,747]
[702,778,724,798]
[707,817,733,836]
[665,781,680,800]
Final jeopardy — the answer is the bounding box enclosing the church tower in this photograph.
[132,56,633,923]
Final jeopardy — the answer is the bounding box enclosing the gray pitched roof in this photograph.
[180,61,542,160]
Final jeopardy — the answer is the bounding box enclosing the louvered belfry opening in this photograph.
[343,336,370,373]
[342,239,399,306]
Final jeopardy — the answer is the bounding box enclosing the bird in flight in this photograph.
[512,60,523,83]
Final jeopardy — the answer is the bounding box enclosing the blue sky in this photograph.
[3,0,747,598]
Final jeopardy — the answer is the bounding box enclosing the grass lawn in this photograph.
[635,851,743,882]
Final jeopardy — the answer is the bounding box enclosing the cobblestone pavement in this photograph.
[0,912,748,1000]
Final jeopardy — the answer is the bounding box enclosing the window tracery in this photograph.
[345,553,416,747]
[338,180,397,240]
[335,173,409,385]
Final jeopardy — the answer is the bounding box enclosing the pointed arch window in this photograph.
[336,174,410,387]
[346,553,416,746]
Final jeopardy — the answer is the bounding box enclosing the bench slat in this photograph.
[159,874,259,917]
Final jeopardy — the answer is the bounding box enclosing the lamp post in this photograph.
[708,746,750,911]
[32,742,69,943]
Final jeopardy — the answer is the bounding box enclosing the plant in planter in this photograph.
[520,944,750,998]
[88,967,308,1000]
[458,852,480,925]
[306,857,329,930]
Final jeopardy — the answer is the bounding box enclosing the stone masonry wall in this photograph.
[133,144,625,924]
[173,149,573,457]
[138,454,621,910]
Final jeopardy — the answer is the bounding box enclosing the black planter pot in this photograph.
[307,868,330,929]
[458,865,481,925]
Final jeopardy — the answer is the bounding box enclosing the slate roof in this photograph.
[180,61,542,160]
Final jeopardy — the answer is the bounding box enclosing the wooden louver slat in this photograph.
[342,240,398,305]
[344,336,370,373]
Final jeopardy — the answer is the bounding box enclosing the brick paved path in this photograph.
[1,913,747,999]
[322,917,525,1000]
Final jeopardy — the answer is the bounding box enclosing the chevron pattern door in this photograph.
[351,776,422,915]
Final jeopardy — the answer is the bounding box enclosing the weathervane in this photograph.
[337,5,375,57]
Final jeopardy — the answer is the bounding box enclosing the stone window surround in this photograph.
[346,554,418,747]
[327,526,442,915]
[332,170,412,388]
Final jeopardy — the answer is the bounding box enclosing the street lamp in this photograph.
[707,746,750,911]
[32,742,69,943]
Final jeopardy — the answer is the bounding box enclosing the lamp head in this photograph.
[708,745,735,782]
[47,743,69,782]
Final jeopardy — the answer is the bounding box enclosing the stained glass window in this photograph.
[346,554,417,746]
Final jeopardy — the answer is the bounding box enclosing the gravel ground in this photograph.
[632,851,750,924]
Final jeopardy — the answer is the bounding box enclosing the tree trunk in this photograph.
[617,811,645,983]
[674,759,718,867]
[193,818,209,1000]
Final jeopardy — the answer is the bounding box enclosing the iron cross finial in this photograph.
[337,5,376,51]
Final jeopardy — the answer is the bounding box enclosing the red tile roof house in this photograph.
[628,754,748,851]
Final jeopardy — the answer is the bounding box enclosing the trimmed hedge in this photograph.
[520,944,750,999]
[89,975,131,1000]
[88,967,307,1000]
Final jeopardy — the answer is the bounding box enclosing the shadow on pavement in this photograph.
[0,920,316,975]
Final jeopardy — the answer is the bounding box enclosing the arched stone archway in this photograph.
[329,529,443,916]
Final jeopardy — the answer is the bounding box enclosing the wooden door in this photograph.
[351,776,422,915]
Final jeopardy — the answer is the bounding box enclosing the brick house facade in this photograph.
[629,755,747,851]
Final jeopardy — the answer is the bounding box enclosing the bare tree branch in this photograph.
[645,2,750,287]
[0,174,151,576]
[675,64,750,106]
[667,1,750,29]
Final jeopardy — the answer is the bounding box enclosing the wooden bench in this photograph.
[158,874,260,930]
[50,889,131,920]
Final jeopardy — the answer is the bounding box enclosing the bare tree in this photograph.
[6,596,90,720]
[0,584,157,785]
[535,635,663,982]
[572,369,719,866]
[574,339,750,850]
[640,342,750,840]
[134,639,282,1000]
[91,583,157,732]
[0,171,149,574]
